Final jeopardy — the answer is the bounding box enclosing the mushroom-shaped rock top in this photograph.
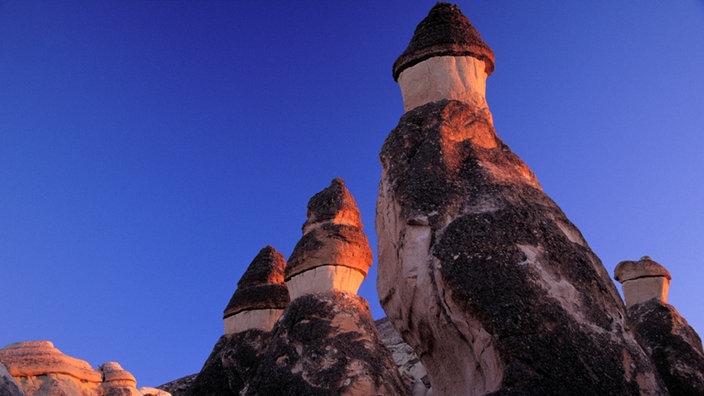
[0,341,102,382]
[223,246,290,319]
[392,2,495,81]
[100,362,137,385]
[614,256,672,283]
[286,178,373,281]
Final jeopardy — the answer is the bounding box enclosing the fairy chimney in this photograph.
[222,246,290,334]
[615,256,672,308]
[393,2,495,113]
[285,178,373,299]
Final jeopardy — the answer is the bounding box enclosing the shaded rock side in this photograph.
[247,291,410,396]
[628,300,704,396]
[375,318,431,396]
[0,363,24,396]
[156,375,196,396]
[376,100,665,395]
[186,330,271,396]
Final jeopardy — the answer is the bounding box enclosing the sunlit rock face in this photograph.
[222,245,290,334]
[188,246,289,395]
[285,178,373,299]
[248,291,410,396]
[615,258,704,395]
[0,341,146,396]
[376,3,666,395]
[615,256,672,308]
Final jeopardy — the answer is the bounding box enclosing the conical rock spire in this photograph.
[223,246,289,334]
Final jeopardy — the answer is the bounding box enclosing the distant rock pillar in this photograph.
[615,256,671,308]
[222,246,290,334]
[393,3,495,114]
[284,178,373,299]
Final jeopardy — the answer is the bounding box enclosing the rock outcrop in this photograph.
[376,3,665,395]
[248,179,410,396]
[187,246,289,395]
[615,257,704,395]
[0,341,150,396]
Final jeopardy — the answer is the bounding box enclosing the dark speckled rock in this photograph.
[376,97,666,395]
[248,291,410,396]
[628,300,704,396]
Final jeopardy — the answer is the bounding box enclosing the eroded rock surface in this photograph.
[249,291,409,396]
[376,4,665,395]
[0,341,147,396]
[0,363,24,396]
[375,318,430,396]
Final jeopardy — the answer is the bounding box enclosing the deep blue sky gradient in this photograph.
[2,1,703,387]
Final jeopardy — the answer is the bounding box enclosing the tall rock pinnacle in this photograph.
[376,3,666,395]
[285,178,373,300]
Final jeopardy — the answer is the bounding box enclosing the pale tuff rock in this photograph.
[375,318,431,396]
[222,245,289,334]
[137,388,171,396]
[0,341,145,396]
[615,256,672,308]
[286,178,373,299]
[376,3,666,395]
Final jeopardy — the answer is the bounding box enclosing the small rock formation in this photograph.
[375,318,431,396]
[187,246,289,395]
[615,256,672,308]
[156,375,196,396]
[0,341,149,396]
[248,179,410,396]
[615,257,704,395]
[285,178,373,300]
[376,3,665,395]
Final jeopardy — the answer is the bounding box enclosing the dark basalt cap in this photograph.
[223,246,290,319]
[303,178,362,231]
[392,2,495,81]
[614,256,672,283]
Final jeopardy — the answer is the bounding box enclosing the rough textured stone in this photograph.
[186,330,271,396]
[286,179,373,298]
[223,245,290,334]
[375,318,431,396]
[248,291,410,396]
[628,298,704,395]
[137,387,171,396]
[615,256,672,308]
[377,97,666,395]
[0,363,24,396]
[392,3,494,81]
[156,375,196,396]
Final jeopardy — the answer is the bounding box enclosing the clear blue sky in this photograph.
[2,1,703,388]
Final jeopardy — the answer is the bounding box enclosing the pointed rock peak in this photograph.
[393,2,495,81]
[223,246,289,321]
[615,256,672,283]
[237,245,287,289]
[303,178,362,233]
